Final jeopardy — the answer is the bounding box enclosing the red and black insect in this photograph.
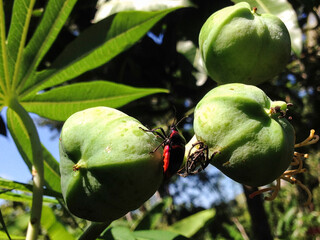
[140,122,186,180]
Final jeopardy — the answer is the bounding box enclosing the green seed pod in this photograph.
[193,83,295,187]
[199,2,291,85]
[59,107,163,222]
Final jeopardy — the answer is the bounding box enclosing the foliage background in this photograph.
[0,0,320,239]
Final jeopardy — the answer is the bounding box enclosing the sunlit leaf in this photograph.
[0,231,24,240]
[93,0,193,22]
[17,0,77,89]
[21,81,168,121]
[166,209,215,238]
[0,191,59,204]
[231,0,303,56]
[6,0,36,84]
[110,226,135,240]
[6,109,61,193]
[20,8,181,97]
[0,178,62,198]
[0,1,8,93]
[176,40,207,86]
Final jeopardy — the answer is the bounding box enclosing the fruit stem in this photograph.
[73,159,87,171]
[252,7,257,13]
[79,220,113,240]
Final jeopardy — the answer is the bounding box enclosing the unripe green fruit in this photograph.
[59,107,163,222]
[199,2,291,85]
[193,83,295,187]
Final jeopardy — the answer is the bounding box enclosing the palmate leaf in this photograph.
[6,0,36,84]
[21,81,168,121]
[231,0,303,56]
[0,1,8,94]
[19,7,181,98]
[6,109,61,193]
[16,0,78,89]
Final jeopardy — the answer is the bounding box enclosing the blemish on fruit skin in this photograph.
[105,146,111,153]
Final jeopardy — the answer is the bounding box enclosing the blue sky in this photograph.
[0,107,60,184]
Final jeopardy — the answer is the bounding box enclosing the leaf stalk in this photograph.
[8,97,44,240]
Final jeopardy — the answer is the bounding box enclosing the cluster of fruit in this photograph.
[59,2,318,222]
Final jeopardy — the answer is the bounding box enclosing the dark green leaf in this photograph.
[134,197,172,230]
[6,109,61,193]
[223,223,244,240]
[17,0,78,90]
[20,7,181,97]
[0,114,6,136]
[0,209,11,240]
[21,81,168,121]
[231,0,303,56]
[167,209,215,238]
[133,230,189,240]
[41,206,76,240]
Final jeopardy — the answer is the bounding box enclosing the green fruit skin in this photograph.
[59,107,163,222]
[199,2,291,85]
[193,83,295,187]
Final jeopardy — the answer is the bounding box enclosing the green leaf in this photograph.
[133,230,189,240]
[0,1,9,94]
[231,0,303,56]
[6,0,36,86]
[166,209,215,238]
[102,226,136,240]
[0,231,24,240]
[41,205,76,240]
[0,191,59,204]
[134,197,172,230]
[20,7,181,97]
[6,109,61,193]
[222,223,244,240]
[0,177,62,198]
[0,208,11,240]
[17,0,78,90]
[21,81,168,121]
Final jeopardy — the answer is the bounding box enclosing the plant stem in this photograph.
[79,220,113,240]
[8,97,43,240]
